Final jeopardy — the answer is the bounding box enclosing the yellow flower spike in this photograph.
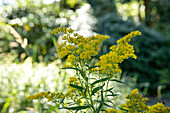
[69,76,78,82]
[74,81,79,85]
[54,27,110,67]
[146,102,170,113]
[67,28,74,33]
[74,33,78,37]
[27,96,30,101]
[62,65,72,68]
[105,109,117,113]
[121,88,151,113]
[63,27,67,34]
[95,31,140,76]
[130,89,139,95]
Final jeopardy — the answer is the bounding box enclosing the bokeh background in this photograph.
[0,0,170,112]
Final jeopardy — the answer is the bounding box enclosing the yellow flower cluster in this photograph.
[65,77,85,104]
[121,89,148,113]
[103,89,170,113]
[27,76,83,105]
[116,30,141,44]
[27,91,65,102]
[52,27,109,66]
[95,31,141,76]
[121,89,170,113]
[105,109,122,113]
[67,76,79,91]
[147,103,170,113]
[27,91,50,101]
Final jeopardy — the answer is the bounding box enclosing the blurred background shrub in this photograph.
[0,0,84,63]
[0,53,74,112]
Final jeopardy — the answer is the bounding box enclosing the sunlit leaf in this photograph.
[94,100,113,108]
[47,104,59,113]
[91,77,110,86]
[88,65,99,70]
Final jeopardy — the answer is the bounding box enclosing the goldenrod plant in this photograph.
[27,27,170,113]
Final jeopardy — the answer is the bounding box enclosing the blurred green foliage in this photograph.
[0,0,84,63]
[0,53,73,112]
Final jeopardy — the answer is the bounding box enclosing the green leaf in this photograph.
[97,103,103,113]
[84,87,87,97]
[70,84,84,90]
[62,105,89,110]
[92,83,105,95]
[106,91,119,97]
[106,100,115,106]
[61,97,65,103]
[62,67,82,75]
[91,77,110,86]
[47,104,59,113]
[90,78,97,80]
[62,67,80,72]
[85,77,88,81]
[65,102,76,106]
[104,87,114,92]
[100,109,107,112]
[62,67,85,79]
[96,90,104,113]
[52,37,58,47]
[110,79,124,83]
[94,100,113,108]
[118,107,129,112]
[88,66,99,70]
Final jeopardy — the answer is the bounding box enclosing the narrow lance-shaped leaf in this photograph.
[94,100,113,108]
[61,105,89,110]
[91,77,110,86]
[118,107,129,112]
[88,65,99,70]
[110,79,124,83]
[62,67,81,73]
[61,97,65,103]
[96,90,104,113]
[106,100,115,106]
[65,102,76,106]
[70,84,84,90]
[104,87,114,92]
[62,67,84,76]
[84,87,87,97]
[85,77,88,82]
[106,90,119,97]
